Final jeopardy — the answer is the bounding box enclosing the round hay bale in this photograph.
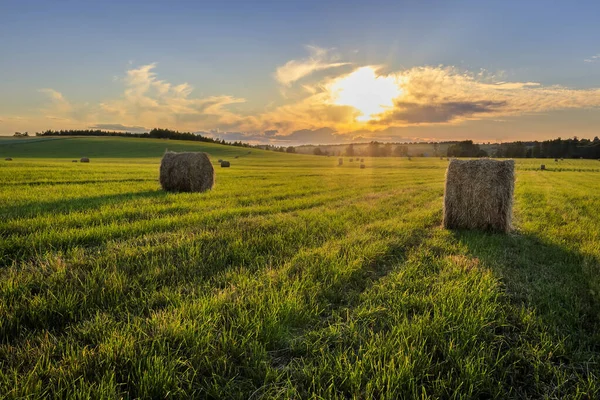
[220,161,231,167]
[80,157,90,163]
[540,164,546,170]
[218,159,223,163]
[160,151,215,193]
[554,158,558,162]
[5,157,12,161]
[234,156,239,159]
[407,156,412,161]
[349,158,353,162]
[360,164,366,169]
[443,159,515,233]
[360,158,364,162]
[72,160,78,163]
[338,158,343,166]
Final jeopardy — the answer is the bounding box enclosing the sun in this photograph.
[329,66,401,122]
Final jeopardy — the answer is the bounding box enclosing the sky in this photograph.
[1,0,600,145]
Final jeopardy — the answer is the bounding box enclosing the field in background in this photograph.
[1,137,599,398]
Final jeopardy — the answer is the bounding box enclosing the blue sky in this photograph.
[1,0,599,144]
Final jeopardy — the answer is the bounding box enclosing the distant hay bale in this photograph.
[407,156,412,161]
[218,159,223,163]
[72,160,78,163]
[159,151,215,193]
[234,156,239,159]
[443,159,515,233]
[220,161,231,167]
[5,157,12,161]
[360,164,366,169]
[360,158,364,162]
[80,157,90,163]
[349,158,353,162]
[554,158,558,162]
[540,164,546,170]
[338,158,343,166]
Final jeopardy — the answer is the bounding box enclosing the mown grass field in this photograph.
[1,137,599,399]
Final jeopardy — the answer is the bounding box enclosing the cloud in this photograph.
[88,124,149,133]
[377,100,507,124]
[274,45,350,86]
[6,51,600,142]
[39,88,73,114]
[584,54,600,63]
[363,66,600,129]
[273,127,341,144]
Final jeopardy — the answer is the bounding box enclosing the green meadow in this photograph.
[1,137,599,399]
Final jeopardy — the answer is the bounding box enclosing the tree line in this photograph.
[31,129,600,159]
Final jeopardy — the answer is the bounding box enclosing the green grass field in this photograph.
[1,137,599,399]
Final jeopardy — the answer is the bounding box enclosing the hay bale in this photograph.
[407,156,412,161]
[72,160,78,163]
[360,164,366,169]
[360,158,364,162]
[338,158,343,166]
[80,157,90,163]
[554,158,558,162]
[443,159,514,232]
[218,159,223,163]
[220,161,230,167]
[234,156,239,159]
[540,164,546,170]
[159,151,215,193]
[5,157,12,161]
[349,158,353,162]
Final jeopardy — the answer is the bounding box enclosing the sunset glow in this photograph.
[329,67,402,122]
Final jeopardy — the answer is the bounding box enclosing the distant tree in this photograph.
[313,147,323,156]
[394,145,408,157]
[367,141,381,157]
[345,144,355,157]
[382,143,393,157]
[286,146,296,153]
[433,142,439,157]
[447,140,487,157]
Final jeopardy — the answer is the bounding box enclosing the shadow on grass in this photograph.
[1,189,167,220]
[453,229,600,357]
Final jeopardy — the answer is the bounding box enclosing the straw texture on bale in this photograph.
[160,151,215,193]
[443,159,514,233]
[80,157,90,163]
[221,161,230,168]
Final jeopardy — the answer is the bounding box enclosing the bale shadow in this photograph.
[453,229,600,356]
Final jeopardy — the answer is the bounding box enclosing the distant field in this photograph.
[1,137,599,399]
